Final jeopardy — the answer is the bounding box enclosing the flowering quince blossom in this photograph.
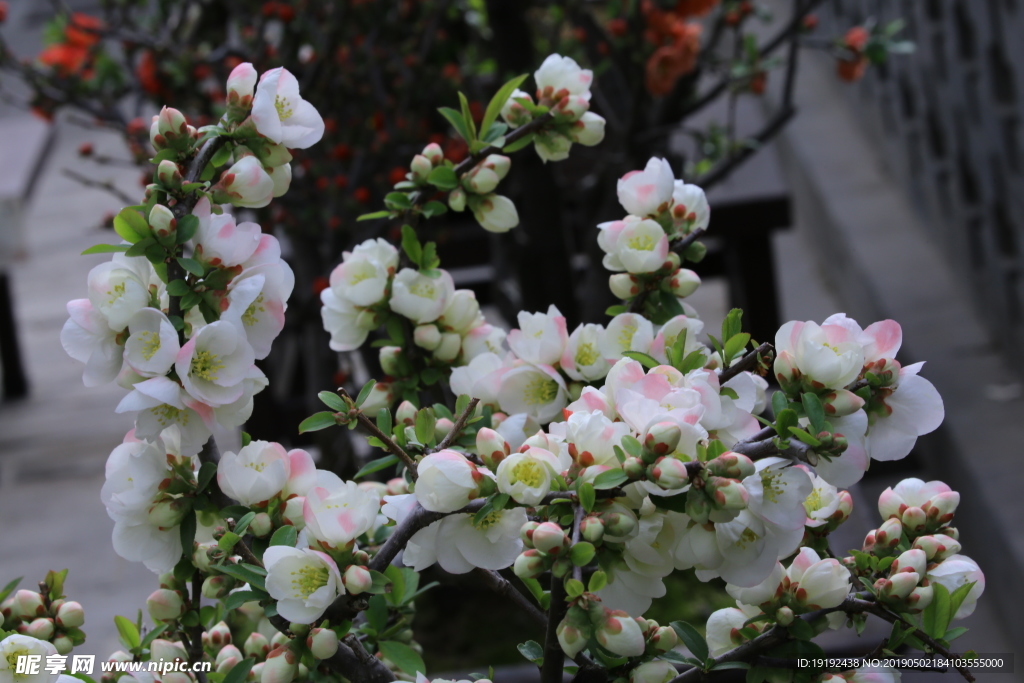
[0,635,59,683]
[506,305,568,366]
[561,322,612,381]
[328,238,398,307]
[407,508,527,574]
[601,313,655,361]
[263,546,343,623]
[219,272,286,360]
[414,451,485,513]
[927,554,985,618]
[495,362,569,423]
[190,198,262,267]
[617,157,675,217]
[671,179,711,233]
[495,447,562,505]
[212,156,275,209]
[217,440,315,507]
[727,547,852,611]
[174,320,256,407]
[471,194,519,233]
[303,475,382,548]
[86,255,152,331]
[123,308,179,378]
[534,54,594,99]
[389,268,454,324]
[548,409,632,467]
[775,318,865,390]
[597,217,671,274]
[115,375,214,455]
[251,66,325,149]
[706,602,764,656]
[61,298,124,386]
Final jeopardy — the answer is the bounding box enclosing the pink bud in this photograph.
[413,324,442,351]
[595,608,646,657]
[307,628,339,660]
[706,477,749,510]
[891,549,927,576]
[476,427,510,469]
[667,268,701,298]
[901,506,927,533]
[261,646,297,683]
[532,522,569,555]
[650,457,689,490]
[580,516,604,543]
[421,143,444,166]
[877,487,906,520]
[822,389,865,417]
[643,422,682,457]
[216,644,244,670]
[395,401,418,426]
[705,452,756,479]
[343,565,372,595]
[773,350,800,388]
[609,273,640,300]
[227,62,258,106]
[244,632,271,660]
[410,155,432,183]
[513,549,547,579]
[147,588,185,621]
[26,617,54,640]
[650,625,678,652]
[11,590,45,619]
[55,601,85,630]
[925,491,959,526]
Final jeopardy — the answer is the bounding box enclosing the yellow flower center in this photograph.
[472,510,503,530]
[524,374,559,405]
[626,233,657,251]
[107,282,126,305]
[511,460,545,488]
[138,330,161,360]
[575,342,600,367]
[191,349,225,381]
[290,564,329,598]
[245,461,267,472]
[760,469,788,504]
[151,404,188,427]
[617,321,638,349]
[409,281,436,298]
[803,489,824,515]
[243,295,265,327]
[275,95,294,121]
[736,527,760,549]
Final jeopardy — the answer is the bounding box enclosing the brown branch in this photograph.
[432,397,480,452]
[337,387,417,475]
[540,573,569,683]
[187,573,208,683]
[61,168,136,205]
[323,636,396,683]
[695,107,796,191]
[720,341,774,383]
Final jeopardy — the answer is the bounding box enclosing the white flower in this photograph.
[124,308,179,378]
[495,447,561,505]
[303,476,381,548]
[214,156,275,209]
[116,376,214,456]
[877,478,958,521]
[191,198,262,267]
[320,288,375,352]
[449,352,504,406]
[61,298,123,387]
[0,635,58,683]
[389,268,454,324]
[865,362,944,462]
[726,561,786,607]
[560,323,611,381]
[743,457,813,532]
[671,180,710,232]
[462,323,507,360]
[87,256,151,331]
[507,305,568,366]
[534,54,593,99]
[678,510,797,587]
[220,271,288,361]
[775,319,865,389]
[598,217,670,274]
[926,555,985,618]
[496,363,568,423]
[814,410,871,487]
[571,111,606,146]
[601,313,655,362]
[217,440,293,507]
[175,320,256,407]
[597,560,668,617]
[496,413,542,451]
[405,508,526,574]
[263,546,343,623]
[706,605,760,657]
[471,194,519,233]
[328,239,398,307]
[617,158,675,217]
[252,67,325,149]
[802,471,843,527]
[548,410,631,468]
[786,548,852,609]
[415,450,482,513]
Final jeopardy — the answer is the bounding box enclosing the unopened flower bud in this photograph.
[907,582,934,612]
[600,509,638,539]
[12,590,46,619]
[609,273,640,300]
[395,400,418,426]
[595,608,645,657]
[433,332,462,362]
[432,418,455,444]
[521,521,540,547]
[666,268,701,298]
[513,549,547,579]
[878,571,920,601]
[773,350,800,388]
[282,498,305,530]
[422,143,444,166]
[202,575,236,600]
[874,517,904,551]
[685,489,712,524]
[891,549,927,577]
[386,478,408,496]
[216,644,243,669]
[157,160,183,190]
[55,601,84,630]
[913,534,961,562]
[471,193,519,233]
[307,628,339,660]
[571,111,606,146]
[828,491,854,530]
[26,617,54,641]
[270,632,290,649]
[532,522,569,555]
[775,606,795,626]
[152,639,188,663]
[650,457,690,490]
[901,506,927,534]
[261,646,298,683]
[705,452,755,480]
[53,635,73,656]
[379,346,402,376]
[226,62,258,107]
[150,106,189,150]
[925,492,959,527]
[146,498,190,529]
[413,324,442,351]
[410,155,432,183]
[207,621,233,649]
[147,589,185,621]
[581,516,604,543]
[354,308,380,330]
[650,625,678,652]
[476,428,510,469]
[249,512,273,538]
[449,186,467,212]
[706,477,749,510]
[249,662,264,682]
[342,565,372,595]
[621,456,645,480]
[244,632,271,660]
[643,422,681,458]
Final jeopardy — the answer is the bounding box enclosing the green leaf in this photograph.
[517,640,544,665]
[802,393,826,433]
[414,408,436,446]
[218,563,266,592]
[592,469,629,490]
[124,237,157,258]
[354,454,400,479]
[720,387,740,400]
[771,391,788,417]
[221,658,255,683]
[722,308,744,340]
[570,542,595,566]
[400,225,423,266]
[565,578,585,598]
[114,615,141,651]
[377,408,393,439]
[367,594,388,632]
[588,570,607,593]
[711,662,751,671]
[269,526,297,548]
[578,482,596,513]
[81,243,129,255]
[775,408,798,438]
[671,621,708,662]
[427,166,459,191]
[787,618,814,640]
[943,626,968,641]
[678,349,707,374]
[502,132,535,153]
[299,411,337,434]
[0,578,22,604]
[384,564,407,607]
[139,623,169,649]
[166,279,191,296]
[367,570,392,594]
[422,200,448,218]
[922,581,952,638]
[176,215,199,244]
[622,350,660,369]
[177,257,204,277]
[210,144,233,168]
[318,391,347,411]
[224,590,263,611]
[378,640,426,675]
[788,427,821,447]
[384,192,412,210]
[357,210,391,222]
[724,333,751,362]
[197,461,216,493]
[458,92,477,140]
[947,580,975,624]
[621,435,642,458]
[179,510,197,555]
[114,208,149,243]
[481,74,528,139]
[438,107,473,143]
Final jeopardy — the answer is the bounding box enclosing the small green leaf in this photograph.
[517,640,544,665]
[503,132,535,153]
[787,618,814,640]
[570,542,595,566]
[670,621,708,662]
[592,469,629,490]
[588,570,607,592]
[481,73,528,139]
[367,594,388,632]
[922,581,952,638]
[400,225,423,266]
[299,411,337,434]
[564,578,585,598]
[114,208,149,243]
[724,333,751,362]
[578,482,596,513]
[197,461,216,493]
[81,243,129,255]
[218,563,266,592]
[177,257,204,277]
[621,435,642,458]
[357,210,391,222]
[771,391,788,417]
[802,393,826,432]
[458,92,477,140]
[378,641,426,675]
[0,578,22,604]
[269,526,298,548]
[438,107,473,143]
[679,349,707,373]
[176,215,199,244]
[720,387,740,400]
[722,308,744,340]
[377,408,393,438]
[623,350,660,369]
[788,427,821,447]
[166,279,191,296]
[179,510,196,555]
[427,166,459,191]
[224,591,263,611]
[354,454,400,479]
[422,200,448,218]
[114,615,141,651]
[221,658,255,683]
[414,408,436,446]
[384,192,412,210]
[318,391,347,411]
[775,408,798,438]
[139,623,169,649]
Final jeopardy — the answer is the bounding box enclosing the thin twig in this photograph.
[720,341,774,383]
[61,168,136,205]
[540,574,569,683]
[188,574,208,683]
[337,387,418,475]
[695,107,796,190]
[432,397,480,452]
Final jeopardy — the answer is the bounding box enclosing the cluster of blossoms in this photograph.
[47,46,987,683]
[0,577,85,656]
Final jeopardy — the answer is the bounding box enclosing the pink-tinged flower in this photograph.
[221,272,287,360]
[601,313,655,361]
[175,320,256,407]
[507,305,568,366]
[191,197,262,267]
[263,546,343,623]
[597,216,670,273]
[594,607,645,657]
[496,363,569,423]
[786,548,851,609]
[404,507,527,574]
[415,450,483,513]
[706,605,761,656]
[865,362,943,461]
[226,62,257,107]
[561,323,611,381]
[774,318,864,389]
[877,478,958,525]
[86,256,151,331]
[649,315,707,366]
[744,457,813,531]
[571,111,606,146]
[217,440,293,507]
[449,351,504,406]
[389,268,454,324]
[303,476,381,548]
[116,376,214,456]
[471,193,519,233]
[328,238,398,307]
[462,323,507,359]
[534,53,594,100]
[122,307,179,378]
[617,157,675,217]
[495,447,561,505]
[213,156,275,208]
[251,67,325,149]
[549,410,631,468]
[927,554,985,618]
[61,298,123,387]
[671,180,710,233]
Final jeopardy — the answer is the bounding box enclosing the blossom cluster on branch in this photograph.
[0,44,982,683]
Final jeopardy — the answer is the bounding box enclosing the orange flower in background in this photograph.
[675,0,720,18]
[843,26,869,51]
[38,43,89,77]
[644,22,702,96]
[65,13,103,48]
[37,13,103,78]
[136,50,161,96]
[837,25,869,82]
